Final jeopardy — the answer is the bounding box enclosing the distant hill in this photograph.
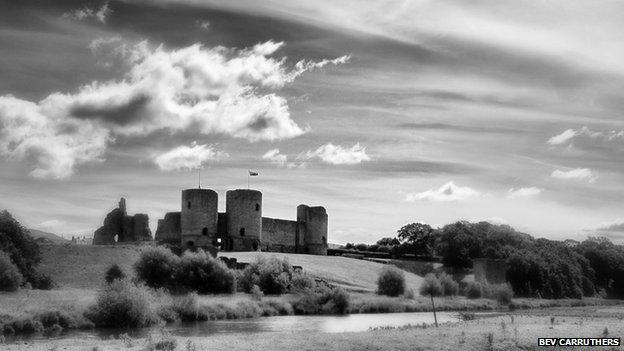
[28,228,69,244]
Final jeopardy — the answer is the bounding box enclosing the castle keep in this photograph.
[154,188,328,255]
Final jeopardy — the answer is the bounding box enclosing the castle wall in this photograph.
[155,212,181,244]
[261,217,298,253]
[181,189,218,249]
[93,198,152,244]
[226,189,262,251]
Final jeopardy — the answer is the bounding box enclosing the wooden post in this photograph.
[430,294,438,327]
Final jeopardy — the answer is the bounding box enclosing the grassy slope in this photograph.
[38,244,152,288]
[39,244,423,292]
[219,251,424,293]
[28,229,69,244]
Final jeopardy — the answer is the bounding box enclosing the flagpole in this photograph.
[247,170,250,189]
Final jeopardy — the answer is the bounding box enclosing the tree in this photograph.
[376,237,400,246]
[397,223,435,257]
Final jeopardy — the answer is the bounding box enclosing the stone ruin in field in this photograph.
[92,198,153,244]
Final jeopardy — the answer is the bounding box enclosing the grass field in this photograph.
[38,244,424,292]
[218,251,424,293]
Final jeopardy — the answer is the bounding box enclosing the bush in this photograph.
[173,250,235,294]
[84,279,158,328]
[290,271,316,293]
[239,256,293,295]
[292,286,350,315]
[439,272,459,296]
[419,273,443,297]
[30,272,54,290]
[376,266,405,297]
[169,293,207,321]
[134,247,180,289]
[104,264,126,284]
[464,281,483,299]
[0,251,23,291]
[0,211,42,286]
[489,283,514,305]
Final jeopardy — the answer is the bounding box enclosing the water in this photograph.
[10,311,465,343]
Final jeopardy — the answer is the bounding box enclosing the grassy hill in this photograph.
[219,252,424,293]
[28,228,69,244]
[39,244,424,292]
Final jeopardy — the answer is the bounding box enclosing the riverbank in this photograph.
[4,305,624,350]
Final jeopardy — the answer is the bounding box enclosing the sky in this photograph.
[1,0,624,243]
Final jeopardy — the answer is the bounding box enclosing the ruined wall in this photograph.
[226,189,262,251]
[93,198,152,244]
[473,258,507,284]
[261,217,298,253]
[155,212,181,243]
[297,205,328,255]
[180,189,218,249]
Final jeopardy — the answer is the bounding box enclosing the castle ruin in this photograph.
[154,188,328,255]
[92,198,153,244]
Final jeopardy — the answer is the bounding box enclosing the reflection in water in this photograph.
[12,311,463,344]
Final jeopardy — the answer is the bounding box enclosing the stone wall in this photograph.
[261,217,298,252]
[155,212,181,243]
[93,198,152,244]
[297,205,328,255]
[180,189,218,249]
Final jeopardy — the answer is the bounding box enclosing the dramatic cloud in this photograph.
[153,143,226,171]
[548,127,624,146]
[262,149,288,167]
[63,2,111,23]
[305,143,370,165]
[508,187,542,199]
[586,219,624,241]
[0,40,349,178]
[405,181,480,202]
[551,168,597,182]
[0,96,110,179]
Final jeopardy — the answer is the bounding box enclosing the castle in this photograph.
[93,188,328,256]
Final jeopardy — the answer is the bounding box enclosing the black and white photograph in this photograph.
[1,0,624,350]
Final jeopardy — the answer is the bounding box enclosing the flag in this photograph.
[249,170,259,176]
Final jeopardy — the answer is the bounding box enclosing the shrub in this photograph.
[239,256,293,295]
[30,272,54,290]
[292,286,350,315]
[0,211,42,286]
[376,266,405,297]
[84,279,158,328]
[134,247,180,289]
[0,251,23,291]
[464,281,483,299]
[105,264,126,284]
[169,293,207,321]
[290,271,316,293]
[490,283,514,305]
[250,285,264,301]
[36,310,77,329]
[419,273,443,297]
[439,272,459,296]
[173,250,235,294]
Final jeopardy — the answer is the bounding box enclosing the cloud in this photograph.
[196,20,211,30]
[585,219,624,242]
[547,126,624,146]
[405,181,481,202]
[305,143,370,165]
[547,129,578,145]
[508,187,542,199]
[37,219,66,229]
[0,40,349,178]
[153,143,227,171]
[262,149,288,167]
[551,168,597,182]
[63,2,111,23]
[0,96,110,179]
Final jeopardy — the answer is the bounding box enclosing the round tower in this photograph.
[181,188,218,250]
[297,205,328,255]
[225,189,262,251]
